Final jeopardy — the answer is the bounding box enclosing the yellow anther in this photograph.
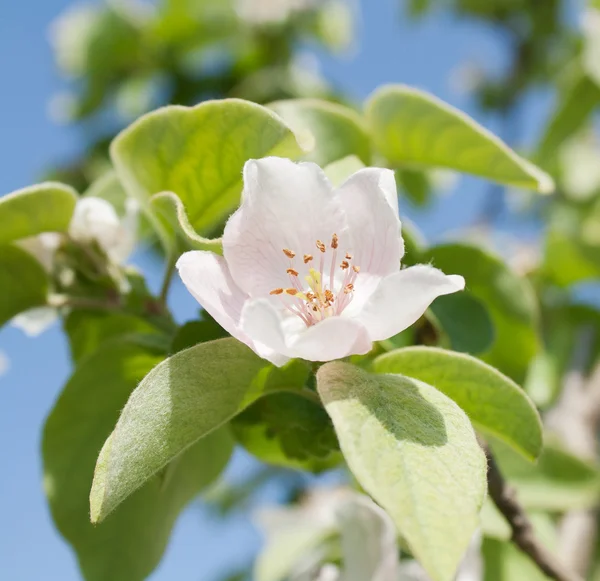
[331,233,339,249]
[303,254,313,264]
[316,240,326,253]
[287,268,299,276]
[324,289,334,302]
[340,260,350,270]
[344,283,354,294]
[270,288,284,295]
[345,253,353,260]
[285,288,298,296]
[352,265,360,273]
[283,248,296,259]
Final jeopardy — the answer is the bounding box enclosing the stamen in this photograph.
[303,254,313,264]
[345,253,353,260]
[352,265,360,273]
[306,291,315,302]
[283,248,296,259]
[324,289,334,303]
[287,268,299,276]
[270,288,284,295]
[316,240,326,253]
[331,234,339,249]
[344,283,354,294]
[340,260,350,270]
[285,288,298,296]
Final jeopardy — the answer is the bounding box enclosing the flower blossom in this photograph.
[11,196,138,337]
[177,157,464,366]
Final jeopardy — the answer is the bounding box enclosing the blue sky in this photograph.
[0,1,553,580]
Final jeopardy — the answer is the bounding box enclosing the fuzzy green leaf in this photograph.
[317,362,487,581]
[90,338,309,522]
[374,347,542,460]
[43,337,233,581]
[269,99,371,166]
[0,244,49,327]
[0,182,77,245]
[111,99,308,243]
[366,85,553,193]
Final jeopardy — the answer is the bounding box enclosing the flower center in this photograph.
[269,234,360,327]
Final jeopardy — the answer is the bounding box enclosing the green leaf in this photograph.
[317,362,487,581]
[0,182,77,245]
[64,310,166,362]
[543,230,600,286]
[149,191,223,253]
[366,85,553,193]
[429,291,495,355]
[374,347,542,461]
[43,337,233,581]
[423,244,539,382]
[170,318,229,354]
[396,168,431,206]
[269,99,371,167]
[324,155,366,186]
[0,244,49,327]
[110,99,308,242]
[231,391,341,473]
[90,338,309,522]
[490,437,600,511]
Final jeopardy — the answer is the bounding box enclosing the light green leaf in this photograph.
[63,310,166,363]
[423,244,539,382]
[90,338,309,522]
[543,229,600,286]
[0,182,77,245]
[374,347,542,461]
[0,244,49,328]
[170,317,228,354]
[366,85,553,193]
[269,99,371,166]
[429,291,494,355]
[324,155,366,186]
[231,391,341,473]
[111,99,309,242]
[317,362,487,581]
[43,337,233,581]
[149,191,223,253]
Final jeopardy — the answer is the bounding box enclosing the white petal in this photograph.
[356,265,465,341]
[108,198,139,264]
[338,168,403,278]
[223,157,347,297]
[11,307,58,337]
[241,299,372,362]
[16,233,61,273]
[176,251,287,366]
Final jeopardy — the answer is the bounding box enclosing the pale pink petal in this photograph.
[241,299,372,362]
[355,265,465,341]
[11,307,58,337]
[177,251,288,366]
[337,168,403,278]
[223,157,347,297]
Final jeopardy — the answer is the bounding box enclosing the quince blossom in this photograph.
[177,157,464,365]
[11,196,138,336]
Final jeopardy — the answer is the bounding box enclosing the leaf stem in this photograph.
[159,252,178,305]
[484,445,583,581]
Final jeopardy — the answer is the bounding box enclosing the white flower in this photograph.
[69,197,138,264]
[0,350,9,377]
[177,157,464,366]
[11,196,138,337]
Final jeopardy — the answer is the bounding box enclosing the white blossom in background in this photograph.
[177,157,464,366]
[583,9,600,86]
[255,487,482,581]
[235,0,319,25]
[11,196,138,337]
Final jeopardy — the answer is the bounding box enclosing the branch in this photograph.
[485,446,583,581]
